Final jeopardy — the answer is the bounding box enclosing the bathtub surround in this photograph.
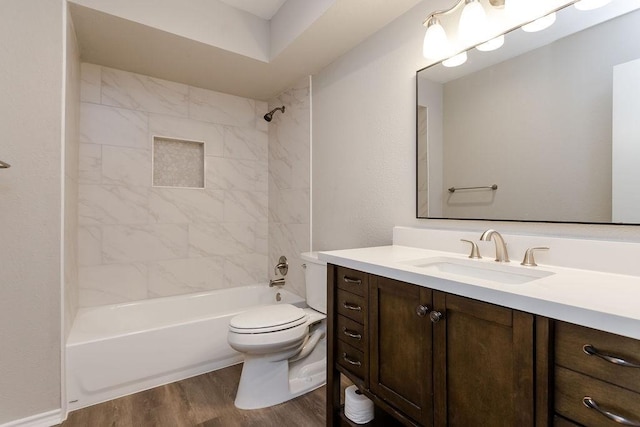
[268,76,312,298]
[77,64,269,307]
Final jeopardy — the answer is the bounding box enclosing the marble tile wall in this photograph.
[78,64,268,307]
[268,77,312,298]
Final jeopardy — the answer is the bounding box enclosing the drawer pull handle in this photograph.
[342,352,362,367]
[583,345,640,368]
[583,397,640,426]
[343,302,362,312]
[343,276,362,285]
[343,328,362,340]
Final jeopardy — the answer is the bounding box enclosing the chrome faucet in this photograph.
[480,229,509,262]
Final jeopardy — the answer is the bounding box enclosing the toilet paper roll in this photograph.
[344,385,374,424]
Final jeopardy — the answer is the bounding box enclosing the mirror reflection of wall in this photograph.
[417,5,640,224]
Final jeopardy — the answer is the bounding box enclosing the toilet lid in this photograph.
[229,304,307,333]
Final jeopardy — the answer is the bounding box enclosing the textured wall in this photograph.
[268,77,311,298]
[0,0,64,423]
[312,0,640,253]
[77,64,269,307]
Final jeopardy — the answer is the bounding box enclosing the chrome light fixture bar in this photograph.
[423,0,615,67]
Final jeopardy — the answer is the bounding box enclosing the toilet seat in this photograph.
[229,304,308,334]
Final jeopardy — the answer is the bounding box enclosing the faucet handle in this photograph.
[521,247,549,267]
[461,239,482,259]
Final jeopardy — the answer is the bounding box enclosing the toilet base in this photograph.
[234,326,326,409]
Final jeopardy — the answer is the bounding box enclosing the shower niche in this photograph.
[152,136,205,189]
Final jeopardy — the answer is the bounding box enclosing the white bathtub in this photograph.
[66,285,304,411]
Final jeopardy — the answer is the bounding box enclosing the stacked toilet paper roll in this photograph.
[344,385,374,424]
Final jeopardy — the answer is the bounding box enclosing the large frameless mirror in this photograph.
[417,1,640,224]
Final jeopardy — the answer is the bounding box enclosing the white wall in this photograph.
[70,0,270,62]
[312,0,640,253]
[0,0,64,423]
[268,77,311,298]
[77,64,269,307]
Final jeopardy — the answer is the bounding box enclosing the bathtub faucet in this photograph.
[269,278,286,287]
[274,255,289,276]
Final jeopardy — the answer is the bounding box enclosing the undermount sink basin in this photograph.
[401,257,554,285]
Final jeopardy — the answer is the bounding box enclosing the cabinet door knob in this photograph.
[416,304,430,317]
[430,311,443,323]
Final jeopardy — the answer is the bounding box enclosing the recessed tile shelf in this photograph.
[152,136,205,189]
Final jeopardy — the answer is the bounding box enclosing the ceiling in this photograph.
[218,0,287,20]
[69,0,424,101]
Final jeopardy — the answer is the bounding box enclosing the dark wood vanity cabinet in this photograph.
[369,276,433,425]
[432,291,536,427]
[328,264,540,427]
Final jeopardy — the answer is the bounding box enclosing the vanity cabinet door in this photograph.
[432,292,535,427]
[369,275,433,426]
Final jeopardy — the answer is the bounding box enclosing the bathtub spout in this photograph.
[269,278,286,287]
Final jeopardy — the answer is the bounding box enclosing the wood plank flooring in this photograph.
[59,364,326,427]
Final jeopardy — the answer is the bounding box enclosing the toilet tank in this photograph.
[300,252,327,314]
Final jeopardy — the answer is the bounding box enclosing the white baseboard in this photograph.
[0,409,63,427]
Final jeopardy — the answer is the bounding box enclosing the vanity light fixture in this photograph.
[422,0,614,67]
[422,0,505,60]
[458,0,490,43]
[423,16,450,59]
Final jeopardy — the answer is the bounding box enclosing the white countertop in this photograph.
[319,245,640,340]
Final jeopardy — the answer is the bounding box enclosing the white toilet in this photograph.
[227,252,327,409]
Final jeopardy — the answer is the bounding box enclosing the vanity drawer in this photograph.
[553,415,582,427]
[337,315,366,352]
[336,266,368,297]
[555,366,640,427]
[337,340,368,382]
[555,321,640,394]
[337,289,366,324]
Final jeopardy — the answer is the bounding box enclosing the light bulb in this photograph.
[476,35,505,52]
[442,52,468,67]
[423,17,450,59]
[522,12,556,32]
[574,0,612,11]
[459,0,489,44]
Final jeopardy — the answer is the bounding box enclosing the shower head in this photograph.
[264,106,285,122]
